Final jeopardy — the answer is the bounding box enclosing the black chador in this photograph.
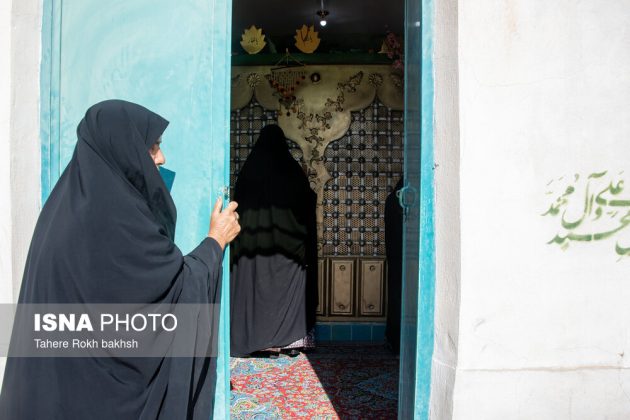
[0,100,223,419]
[230,125,317,357]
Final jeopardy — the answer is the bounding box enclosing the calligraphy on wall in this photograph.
[543,170,630,259]
[231,65,404,253]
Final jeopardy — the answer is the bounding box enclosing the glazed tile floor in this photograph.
[230,344,399,419]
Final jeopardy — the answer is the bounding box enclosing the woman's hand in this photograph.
[208,198,241,250]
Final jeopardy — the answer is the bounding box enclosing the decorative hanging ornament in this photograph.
[294,25,321,54]
[265,68,307,115]
[240,25,266,54]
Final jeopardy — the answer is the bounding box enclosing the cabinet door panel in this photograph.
[330,260,354,315]
[360,260,384,315]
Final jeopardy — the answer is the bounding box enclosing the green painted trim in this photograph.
[231,52,392,66]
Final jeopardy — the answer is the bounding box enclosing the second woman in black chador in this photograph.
[230,124,318,357]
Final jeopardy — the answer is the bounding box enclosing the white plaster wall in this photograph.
[453,0,630,418]
[0,0,14,306]
[9,0,41,299]
[0,0,41,300]
[430,0,460,418]
[0,0,42,380]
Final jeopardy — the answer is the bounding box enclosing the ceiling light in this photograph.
[317,9,329,27]
[317,0,329,27]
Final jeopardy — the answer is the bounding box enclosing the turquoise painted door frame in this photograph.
[40,0,435,418]
[398,0,436,417]
[40,0,233,417]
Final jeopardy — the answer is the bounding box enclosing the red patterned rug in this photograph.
[231,344,399,419]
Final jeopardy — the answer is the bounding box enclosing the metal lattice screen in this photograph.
[322,101,404,256]
[230,99,404,257]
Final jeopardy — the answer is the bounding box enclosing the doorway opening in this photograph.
[228,0,408,417]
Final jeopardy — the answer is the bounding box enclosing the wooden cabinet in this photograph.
[316,257,386,320]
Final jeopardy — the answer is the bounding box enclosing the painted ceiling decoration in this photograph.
[294,25,321,53]
[231,64,403,248]
[240,25,266,54]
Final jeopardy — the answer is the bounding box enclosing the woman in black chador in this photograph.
[0,100,240,419]
[230,124,318,358]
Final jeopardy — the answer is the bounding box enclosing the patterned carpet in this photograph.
[230,345,399,419]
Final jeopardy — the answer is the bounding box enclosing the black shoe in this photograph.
[287,349,300,357]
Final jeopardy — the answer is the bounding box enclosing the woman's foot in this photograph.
[287,349,300,357]
[263,347,281,359]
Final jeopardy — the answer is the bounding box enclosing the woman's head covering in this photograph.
[235,124,310,208]
[232,124,315,262]
[20,99,188,304]
[251,124,290,153]
[77,99,176,239]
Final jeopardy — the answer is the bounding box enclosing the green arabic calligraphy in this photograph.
[543,171,630,258]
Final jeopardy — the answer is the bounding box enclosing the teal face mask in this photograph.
[158,167,176,192]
